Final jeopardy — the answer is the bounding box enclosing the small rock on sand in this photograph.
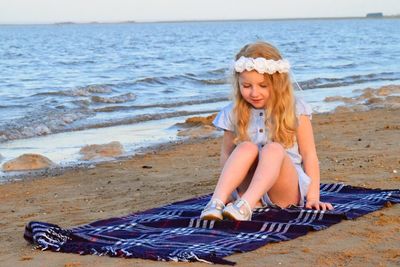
[366,97,385,105]
[376,85,400,96]
[80,141,124,160]
[184,114,217,126]
[177,125,216,137]
[324,96,356,103]
[357,90,376,101]
[385,95,400,104]
[2,153,56,172]
[175,114,218,138]
[334,104,369,113]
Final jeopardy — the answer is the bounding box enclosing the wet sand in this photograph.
[0,106,399,266]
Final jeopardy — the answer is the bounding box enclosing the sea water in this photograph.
[1,19,399,179]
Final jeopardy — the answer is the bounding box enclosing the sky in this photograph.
[0,0,399,24]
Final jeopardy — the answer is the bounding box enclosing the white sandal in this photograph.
[222,198,252,221]
[200,198,225,221]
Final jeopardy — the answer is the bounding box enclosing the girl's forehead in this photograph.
[238,71,269,83]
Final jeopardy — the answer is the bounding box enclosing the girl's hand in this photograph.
[305,199,334,211]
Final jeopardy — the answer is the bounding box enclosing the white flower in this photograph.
[234,56,247,72]
[265,60,278,74]
[278,59,291,73]
[254,58,268,74]
[244,58,255,71]
[233,56,290,74]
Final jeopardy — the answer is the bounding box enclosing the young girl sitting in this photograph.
[200,41,334,221]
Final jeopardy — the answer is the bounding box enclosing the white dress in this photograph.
[212,96,313,207]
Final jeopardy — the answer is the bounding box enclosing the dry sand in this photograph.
[0,106,399,266]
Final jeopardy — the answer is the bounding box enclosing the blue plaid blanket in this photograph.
[24,183,400,265]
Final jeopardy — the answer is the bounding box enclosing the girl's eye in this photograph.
[260,84,268,88]
[242,84,251,88]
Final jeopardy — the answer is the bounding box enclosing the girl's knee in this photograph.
[236,141,258,154]
[261,142,285,157]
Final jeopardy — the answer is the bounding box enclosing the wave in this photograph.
[57,59,97,65]
[134,77,167,85]
[162,89,175,93]
[207,68,227,74]
[31,73,227,101]
[200,78,227,85]
[0,108,93,143]
[0,104,24,109]
[299,72,400,89]
[2,51,24,58]
[33,84,113,97]
[91,93,136,104]
[65,109,221,132]
[132,73,228,86]
[93,96,229,112]
[0,108,219,143]
[325,63,356,69]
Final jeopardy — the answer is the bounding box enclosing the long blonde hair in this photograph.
[232,41,297,148]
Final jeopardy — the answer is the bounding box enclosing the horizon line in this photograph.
[1,15,399,26]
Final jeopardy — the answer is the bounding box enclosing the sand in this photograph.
[0,106,399,266]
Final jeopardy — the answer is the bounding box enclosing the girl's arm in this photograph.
[220,130,236,168]
[297,115,334,210]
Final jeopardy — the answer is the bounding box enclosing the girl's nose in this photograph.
[250,88,259,97]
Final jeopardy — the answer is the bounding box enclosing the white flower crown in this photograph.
[234,56,291,74]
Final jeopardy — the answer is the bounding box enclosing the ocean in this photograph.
[1,18,399,178]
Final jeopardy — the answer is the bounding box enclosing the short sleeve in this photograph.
[212,103,235,131]
[295,97,313,120]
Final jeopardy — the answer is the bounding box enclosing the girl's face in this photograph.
[238,70,271,109]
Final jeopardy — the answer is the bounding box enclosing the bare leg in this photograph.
[241,142,300,209]
[212,142,258,203]
[235,160,263,207]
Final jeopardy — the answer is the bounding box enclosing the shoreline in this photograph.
[1,84,399,182]
[0,134,218,184]
[0,105,399,266]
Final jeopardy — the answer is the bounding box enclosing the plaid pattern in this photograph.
[24,183,400,265]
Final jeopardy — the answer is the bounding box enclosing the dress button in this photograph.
[259,112,263,116]
[259,129,264,133]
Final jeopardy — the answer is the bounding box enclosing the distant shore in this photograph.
[1,15,399,26]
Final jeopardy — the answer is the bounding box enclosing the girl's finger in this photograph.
[320,203,327,211]
[327,203,334,210]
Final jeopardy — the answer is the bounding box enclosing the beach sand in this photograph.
[0,106,399,266]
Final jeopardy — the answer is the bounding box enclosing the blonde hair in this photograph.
[232,41,297,148]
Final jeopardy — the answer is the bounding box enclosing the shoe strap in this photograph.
[235,199,252,217]
[207,198,225,210]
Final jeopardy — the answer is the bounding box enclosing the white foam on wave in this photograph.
[0,114,217,181]
[65,85,113,96]
[0,108,94,142]
[91,93,136,104]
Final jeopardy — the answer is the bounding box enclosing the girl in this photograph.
[200,41,334,221]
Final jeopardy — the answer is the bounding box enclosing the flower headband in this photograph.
[234,56,290,74]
